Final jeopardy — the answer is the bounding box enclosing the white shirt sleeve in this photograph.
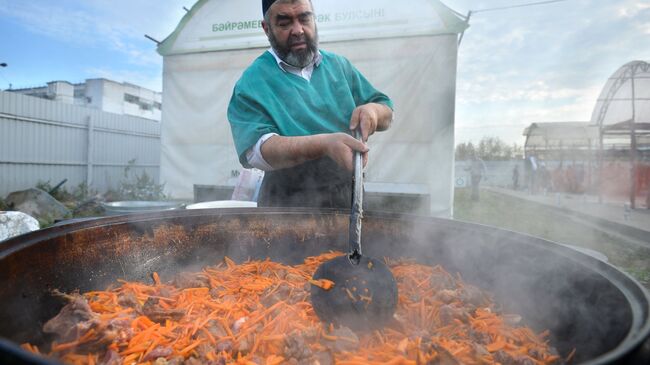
[245,133,278,171]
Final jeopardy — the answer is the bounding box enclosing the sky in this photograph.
[0,0,648,146]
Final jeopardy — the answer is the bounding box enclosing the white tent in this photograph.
[157,0,468,217]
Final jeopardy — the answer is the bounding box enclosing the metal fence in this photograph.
[0,91,161,198]
[455,160,525,189]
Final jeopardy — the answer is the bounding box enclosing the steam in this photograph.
[395,214,636,361]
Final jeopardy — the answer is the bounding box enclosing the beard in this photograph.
[268,26,319,68]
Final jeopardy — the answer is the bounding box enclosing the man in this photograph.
[466,154,487,201]
[228,0,393,208]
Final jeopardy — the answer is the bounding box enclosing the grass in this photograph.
[453,188,650,287]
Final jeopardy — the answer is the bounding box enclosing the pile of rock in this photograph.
[0,211,40,242]
[1,188,71,242]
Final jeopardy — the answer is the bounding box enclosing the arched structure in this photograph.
[590,61,650,207]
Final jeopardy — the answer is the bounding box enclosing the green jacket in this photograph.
[228,49,393,167]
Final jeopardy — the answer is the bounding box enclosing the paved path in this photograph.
[486,187,650,248]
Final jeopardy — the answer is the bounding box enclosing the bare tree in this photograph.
[456,137,521,161]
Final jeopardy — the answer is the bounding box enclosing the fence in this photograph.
[0,91,161,198]
[455,159,604,195]
[455,160,524,189]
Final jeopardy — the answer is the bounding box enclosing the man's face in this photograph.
[263,0,318,68]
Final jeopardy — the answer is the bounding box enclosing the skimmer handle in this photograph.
[348,129,363,265]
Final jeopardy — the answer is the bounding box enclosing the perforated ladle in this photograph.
[310,130,398,332]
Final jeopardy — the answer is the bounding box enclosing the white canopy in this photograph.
[157,0,468,216]
[523,122,600,160]
[524,122,599,149]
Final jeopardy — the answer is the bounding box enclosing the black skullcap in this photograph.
[262,0,277,16]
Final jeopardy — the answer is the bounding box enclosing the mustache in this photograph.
[288,35,307,47]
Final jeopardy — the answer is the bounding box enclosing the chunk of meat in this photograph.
[183,358,203,365]
[261,283,292,307]
[284,272,304,283]
[232,317,248,333]
[196,343,217,359]
[434,290,458,304]
[284,331,313,361]
[235,335,253,355]
[493,350,537,365]
[142,297,185,323]
[179,353,229,365]
[438,305,469,326]
[43,292,98,343]
[92,316,135,348]
[209,286,225,299]
[207,320,228,338]
[157,287,173,298]
[429,270,458,291]
[216,340,233,352]
[116,290,141,310]
[172,272,210,289]
[322,326,359,353]
[45,291,133,353]
[426,343,462,365]
[153,357,184,365]
[98,349,121,365]
[142,346,173,361]
[314,351,334,365]
[458,284,491,308]
[468,328,492,345]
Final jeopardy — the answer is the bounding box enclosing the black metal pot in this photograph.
[0,209,648,364]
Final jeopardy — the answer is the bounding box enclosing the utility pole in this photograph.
[629,73,637,209]
[0,63,8,91]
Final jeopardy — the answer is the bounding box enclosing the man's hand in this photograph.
[321,133,368,171]
[260,133,368,171]
[349,103,393,142]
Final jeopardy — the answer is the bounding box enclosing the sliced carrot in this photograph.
[23,253,562,365]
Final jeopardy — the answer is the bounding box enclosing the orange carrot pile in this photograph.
[23,252,569,365]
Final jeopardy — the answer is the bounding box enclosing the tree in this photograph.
[456,137,522,161]
[455,142,476,161]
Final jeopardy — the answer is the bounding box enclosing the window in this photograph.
[124,93,139,103]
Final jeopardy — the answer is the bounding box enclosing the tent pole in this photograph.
[587,138,594,194]
[458,11,472,46]
[598,126,603,204]
[630,74,637,209]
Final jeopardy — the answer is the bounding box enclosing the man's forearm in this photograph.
[260,134,326,170]
[260,133,369,171]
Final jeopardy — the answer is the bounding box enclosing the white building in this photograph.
[9,79,162,121]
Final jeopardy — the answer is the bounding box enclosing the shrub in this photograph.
[106,159,167,201]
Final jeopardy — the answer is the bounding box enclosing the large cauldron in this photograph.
[0,209,648,364]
